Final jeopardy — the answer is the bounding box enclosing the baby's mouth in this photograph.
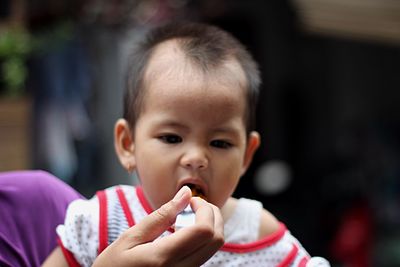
[185,183,206,200]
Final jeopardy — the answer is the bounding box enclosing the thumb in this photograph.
[122,186,192,248]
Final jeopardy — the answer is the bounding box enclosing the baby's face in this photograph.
[131,41,257,211]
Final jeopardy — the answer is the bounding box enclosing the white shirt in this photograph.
[57,185,330,267]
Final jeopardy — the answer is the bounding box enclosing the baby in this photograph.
[44,22,330,266]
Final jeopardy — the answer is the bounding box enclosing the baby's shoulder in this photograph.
[259,207,281,239]
[225,197,280,240]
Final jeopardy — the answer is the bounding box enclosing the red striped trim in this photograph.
[96,190,108,254]
[136,186,153,214]
[277,243,299,267]
[220,223,287,253]
[116,186,136,227]
[135,186,175,232]
[298,256,309,267]
[57,238,81,267]
[136,186,290,250]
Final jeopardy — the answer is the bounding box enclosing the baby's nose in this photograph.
[181,148,208,170]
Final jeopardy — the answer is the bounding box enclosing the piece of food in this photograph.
[187,184,206,199]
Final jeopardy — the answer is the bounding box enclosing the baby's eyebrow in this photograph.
[154,118,242,137]
[156,120,189,130]
[212,126,241,137]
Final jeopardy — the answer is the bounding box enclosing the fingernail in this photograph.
[174,186,189,201]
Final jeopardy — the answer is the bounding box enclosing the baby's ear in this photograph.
[114,119,136,172]
[241,131,260,176]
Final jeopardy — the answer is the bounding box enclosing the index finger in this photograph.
[117,186,192,249]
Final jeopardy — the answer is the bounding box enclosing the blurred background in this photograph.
[1,0,400,266]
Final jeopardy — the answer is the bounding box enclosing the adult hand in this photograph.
[92,186,224,267]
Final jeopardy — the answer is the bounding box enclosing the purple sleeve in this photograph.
[0,170,83,267]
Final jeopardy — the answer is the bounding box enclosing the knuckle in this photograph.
[195,224,215,239]
[158,256,171,267]
[154,202,175,225]
[148,252,169,267]
[119,229,130,241]
[154,205,169,221]
[119,227,142,242]
[214,232,225,247]
[155,207,168,220]
[148,258,163,267]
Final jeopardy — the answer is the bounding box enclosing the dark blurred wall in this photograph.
[194,0,400,265]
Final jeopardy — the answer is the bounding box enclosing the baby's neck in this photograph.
[220,197,238,222]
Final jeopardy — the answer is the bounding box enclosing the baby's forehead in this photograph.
[144,39,247,92]
[146,40,184,72]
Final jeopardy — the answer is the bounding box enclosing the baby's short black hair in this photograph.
[124,22,261,133]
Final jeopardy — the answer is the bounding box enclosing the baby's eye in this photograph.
[210,140,232,149]
[159,134,182,144]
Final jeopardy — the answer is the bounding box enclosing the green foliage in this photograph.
[0,28,32,97]
[0,22,75,97]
